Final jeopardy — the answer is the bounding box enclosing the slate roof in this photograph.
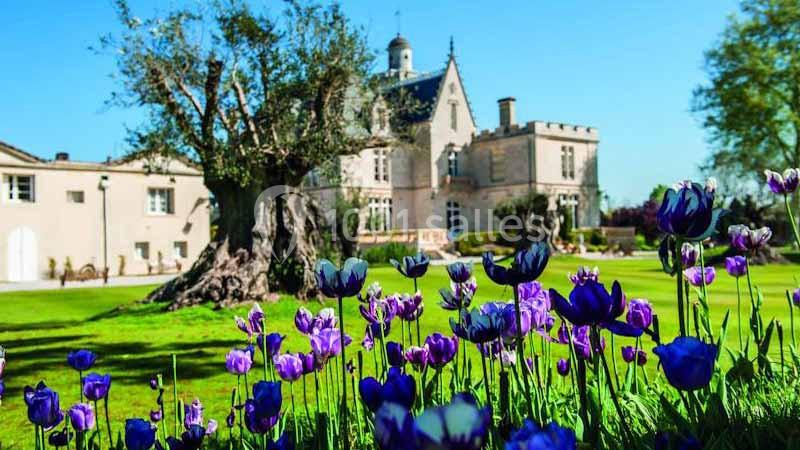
[384,70,445,123]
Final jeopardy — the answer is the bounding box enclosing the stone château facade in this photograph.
[305,35,600,252]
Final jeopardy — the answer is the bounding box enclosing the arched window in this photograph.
[447,149,459,176]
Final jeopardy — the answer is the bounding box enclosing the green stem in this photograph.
[104,395,113,444]
[784,194,800,249]
[787,290,797,349]
[675,239,687,337]
[172,353,179,438]
[336,296,350,450]
[512,283,535,420]
[737,279,744,352]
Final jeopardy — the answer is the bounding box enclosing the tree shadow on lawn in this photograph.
[4,338,240,397]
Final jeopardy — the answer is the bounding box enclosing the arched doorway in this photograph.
[7,226,38,281]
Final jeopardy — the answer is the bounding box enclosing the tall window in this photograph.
[147,188,174,215]
[373,149,389,182]
[4,174,35,202]
[450,102,458,131]
[367,197,392,231]
[561,146,575,180]
[490,148,505,182]
[447,149,459,176]
[559,194,579,230]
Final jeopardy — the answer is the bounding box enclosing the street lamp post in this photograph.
[99,176,111,285]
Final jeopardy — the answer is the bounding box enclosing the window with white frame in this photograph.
[147,188,174,215]
[367,197,392,232]
[173,241,188,259]
[66,191,85,204]
[561,146,575,180]
[134,242,150,261]
[3,174,35,203]
[447,149,459,177]
[558,194,580,229]
[373,149,389,182]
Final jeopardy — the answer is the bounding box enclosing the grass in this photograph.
[0,254,798,447]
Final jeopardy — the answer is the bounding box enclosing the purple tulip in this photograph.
[0,379,4,399]
[424,333,458,369]
[556,358,570,376]
[298,352,318,374]
[149,409,162,423]
[397,292,424,321]
[67,349,96,372]
[82,373,111,401]
[765,168,800,194]
[226,349,253,375]
[657,179,724,241]
[68,403,95,432]
[386,342,406,367]
[274,353,304,382]
[729,224,772,253]
[572,325,604,360]
[248,303,265,335]
[404,346,429,371]
[792,288,800,307]
[226,409,236,428]
[311,307,338,331]
[310,328,342,364]
[626,298,653,329]
[360,298,396,325]
[362,330,375,351]
[257,333,285,358]
[683,266,715,287]
[551,279,642,337]
[557,321,570,344]
[621,346,636,363]
[184,398,204,429]
[637,350,647,366]
[295,307,314,335]
[724,256,747,278]
[568,266,599,286]
[148,376,159,391]
[681,243,699,267]
[24,382,64,430]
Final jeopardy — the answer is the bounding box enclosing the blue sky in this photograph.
[0,0,740,205]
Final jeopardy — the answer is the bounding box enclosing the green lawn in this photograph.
[0,255,797,446]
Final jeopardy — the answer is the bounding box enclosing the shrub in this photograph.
[360,242,415,265]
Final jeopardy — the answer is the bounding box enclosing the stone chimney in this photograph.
[55,152,69,161]
[498,97,516,128]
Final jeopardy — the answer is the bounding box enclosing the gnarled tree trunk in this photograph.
[146,180,319,309]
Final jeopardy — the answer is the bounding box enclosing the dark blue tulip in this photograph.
[66,349,96,372]
[414,393,491,450]
[0,379,5,398]
[556,358,570,376]
[483,242,549,286]
[653,336,717,391]
[657,180,725,241]
[125,418,157,450]
[550,280,642,337]
[266,433,294,450]
[505,419,577,450]
[257,333,286,358]
[82,373,111,401]
[386,342,406,367]
[315,258,368,298]
[244,400,280,434]
[446,262,473,284]
[165,424,205,450]
[24,381,64,430]
[374,402,416,450]
[390,252,430,279]
[359,367,416,413]
[251,381,282,420]
[450,307,505,344]
[48,427,72,447]
[655,431,702,450]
